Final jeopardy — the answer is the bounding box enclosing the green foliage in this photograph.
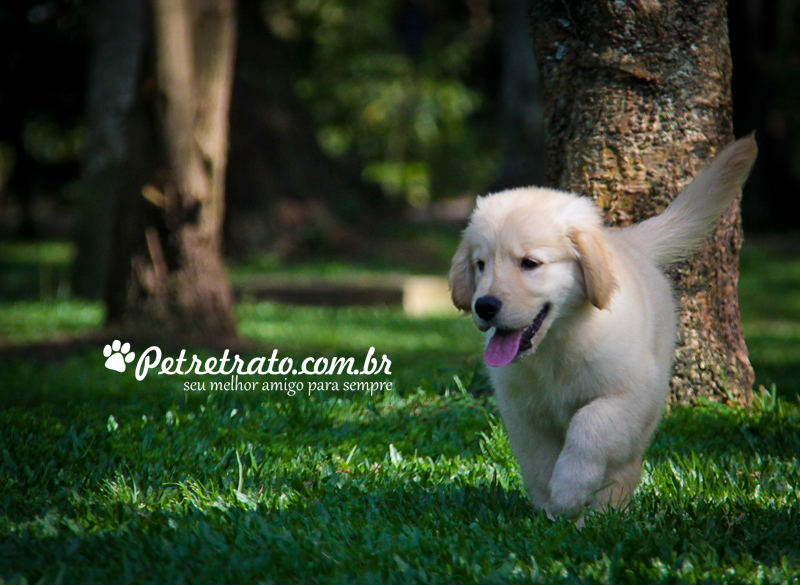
[20,117,85,167]
[265,0,498,205]
[0,242,75,265]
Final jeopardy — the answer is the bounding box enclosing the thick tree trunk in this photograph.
[105,0,237,339]
[529,0,753,405]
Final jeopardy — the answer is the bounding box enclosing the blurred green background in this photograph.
[0,0,799,397]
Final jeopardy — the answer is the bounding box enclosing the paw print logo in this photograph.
[104,340,135,373]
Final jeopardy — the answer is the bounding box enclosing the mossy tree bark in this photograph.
[105,0,237,339]
[529,0,753,405]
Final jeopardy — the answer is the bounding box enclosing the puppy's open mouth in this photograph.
[484,303,551,367]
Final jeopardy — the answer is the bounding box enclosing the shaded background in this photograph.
[0,0,799,403]
[1,0,797,255]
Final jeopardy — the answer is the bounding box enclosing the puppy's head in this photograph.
[449,188,617,367]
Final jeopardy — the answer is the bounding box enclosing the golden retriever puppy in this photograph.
[450,137,757,522]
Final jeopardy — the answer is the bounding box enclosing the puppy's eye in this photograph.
[475,260,485,271]
[520,258,542,270]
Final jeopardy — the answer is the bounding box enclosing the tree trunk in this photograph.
[224,0,385,258]
[529,0,753,405]
[73,0,146,299]
[105,0,237,339]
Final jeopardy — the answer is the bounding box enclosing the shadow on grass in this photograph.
[651,402,800,461]
[0,482,534,583]
[2,477,798,584]
[754,363,800,401]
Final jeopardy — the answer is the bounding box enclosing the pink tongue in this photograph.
[485,329,523,367]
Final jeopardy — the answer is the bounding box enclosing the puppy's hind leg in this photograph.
[593,454,644,513]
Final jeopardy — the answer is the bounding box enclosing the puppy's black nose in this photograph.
[474,295,502,321]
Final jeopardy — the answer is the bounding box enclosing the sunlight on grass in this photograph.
[237,302,479,353]
[2,237,800,400]
[1,239,799,582]
[738,238,800,397]
[0,300,103,344]
[743,321,800,365]
[1,363,798,582]
[739,238,800,323]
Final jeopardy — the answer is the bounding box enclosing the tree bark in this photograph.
[105,0,237,339]
[529,0,753,405]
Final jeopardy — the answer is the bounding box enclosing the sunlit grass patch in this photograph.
[237,302,479,354]
[739,236,800,323]
[0,300,103,344]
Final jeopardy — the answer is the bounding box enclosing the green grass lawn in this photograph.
[0,237,799,583]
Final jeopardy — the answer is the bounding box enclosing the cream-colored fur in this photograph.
[449,137,757,522]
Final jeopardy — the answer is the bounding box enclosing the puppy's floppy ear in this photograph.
[568,227,617,310]
[449,239,475,312]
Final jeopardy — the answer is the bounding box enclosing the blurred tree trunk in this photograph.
[73,0,146,299]
[530,0,753,405]
[224,0,384,258]
[104,0,237,338]
[491,0,544,191]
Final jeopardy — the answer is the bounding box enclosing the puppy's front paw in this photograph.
[547,459,601,518]
[543,501,586,530]
[547,481,590,518]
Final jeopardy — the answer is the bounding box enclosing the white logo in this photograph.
[104,340,136,373]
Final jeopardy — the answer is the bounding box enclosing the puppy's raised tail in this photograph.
[623,136,757,267]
